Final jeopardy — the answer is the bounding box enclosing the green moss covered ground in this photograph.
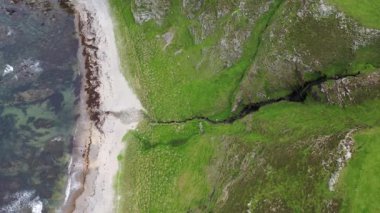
[110,0,380,212]
[110,0,285,121]
[328,0,380,29]
[117,99,380,212]
[338,128,380,212]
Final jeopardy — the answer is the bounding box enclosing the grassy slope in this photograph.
[110,0,380,212]
[111,0,380,121]
[117,99,380,212]
[338,128,380,212]
[238,0,380,105]
[328,0,380,29]
[110,0,283,121]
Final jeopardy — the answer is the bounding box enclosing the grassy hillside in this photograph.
[110,0,284,121]
[338,128,380,212]
[110,0,380,212]
[328,0,380,29]
[117,99,380,212]
[111,0,380,121]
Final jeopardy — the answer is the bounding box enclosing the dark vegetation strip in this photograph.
[78,10,105,131]
[148,72,361,125]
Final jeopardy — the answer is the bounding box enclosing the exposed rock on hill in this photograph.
[311,71,380,106]
[132,0,170,24]
[236,0,380,107]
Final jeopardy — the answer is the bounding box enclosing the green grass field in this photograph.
[110,0,380,211]
[110,0,380,121]
[110,0,283,121]
[328,0,380,29]
[117,99,380,212]
[338,128,380,212]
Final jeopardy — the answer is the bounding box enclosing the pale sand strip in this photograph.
[60,0,143,212]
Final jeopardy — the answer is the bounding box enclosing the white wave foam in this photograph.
[64,157,73,203]
[31,199,43,213]
[2,64,14,77]
[7,27,14,37]
[0,190,43,213]
[30,61,43,73]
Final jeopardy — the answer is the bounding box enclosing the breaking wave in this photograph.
[0,190,43,213]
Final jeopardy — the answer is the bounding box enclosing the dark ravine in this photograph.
[148,72,361,125]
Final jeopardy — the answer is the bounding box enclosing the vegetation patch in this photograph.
[117,99,380,212]
[111,0,380,212]
[337,127,380,212]
[328,0,380,29]
[110,0,284,121]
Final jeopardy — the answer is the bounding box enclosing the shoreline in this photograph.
[61,0,143,212]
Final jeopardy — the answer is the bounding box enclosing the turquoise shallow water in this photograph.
[0,1,79,212]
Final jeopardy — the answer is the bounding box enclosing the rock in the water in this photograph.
[0,58,44,90]
[14,88,54,104]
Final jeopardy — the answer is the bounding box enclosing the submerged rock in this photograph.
[13,88,54,105]
[0,26,16,47]
[33,118,55,129]
[0,190,43,213]
[13,0,53,12]
[0,58,44,90]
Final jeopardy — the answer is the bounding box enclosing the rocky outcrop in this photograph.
[311,71,380,106]
[186,0,273,68]
[328,129,356,191]
[235,0,380,107]
[132,0,170,24]
[210,132,352,212]
[131,0,276,70]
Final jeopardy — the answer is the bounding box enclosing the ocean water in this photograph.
[0,1,79,212]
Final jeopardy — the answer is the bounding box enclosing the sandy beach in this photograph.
[61,0,143,212]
